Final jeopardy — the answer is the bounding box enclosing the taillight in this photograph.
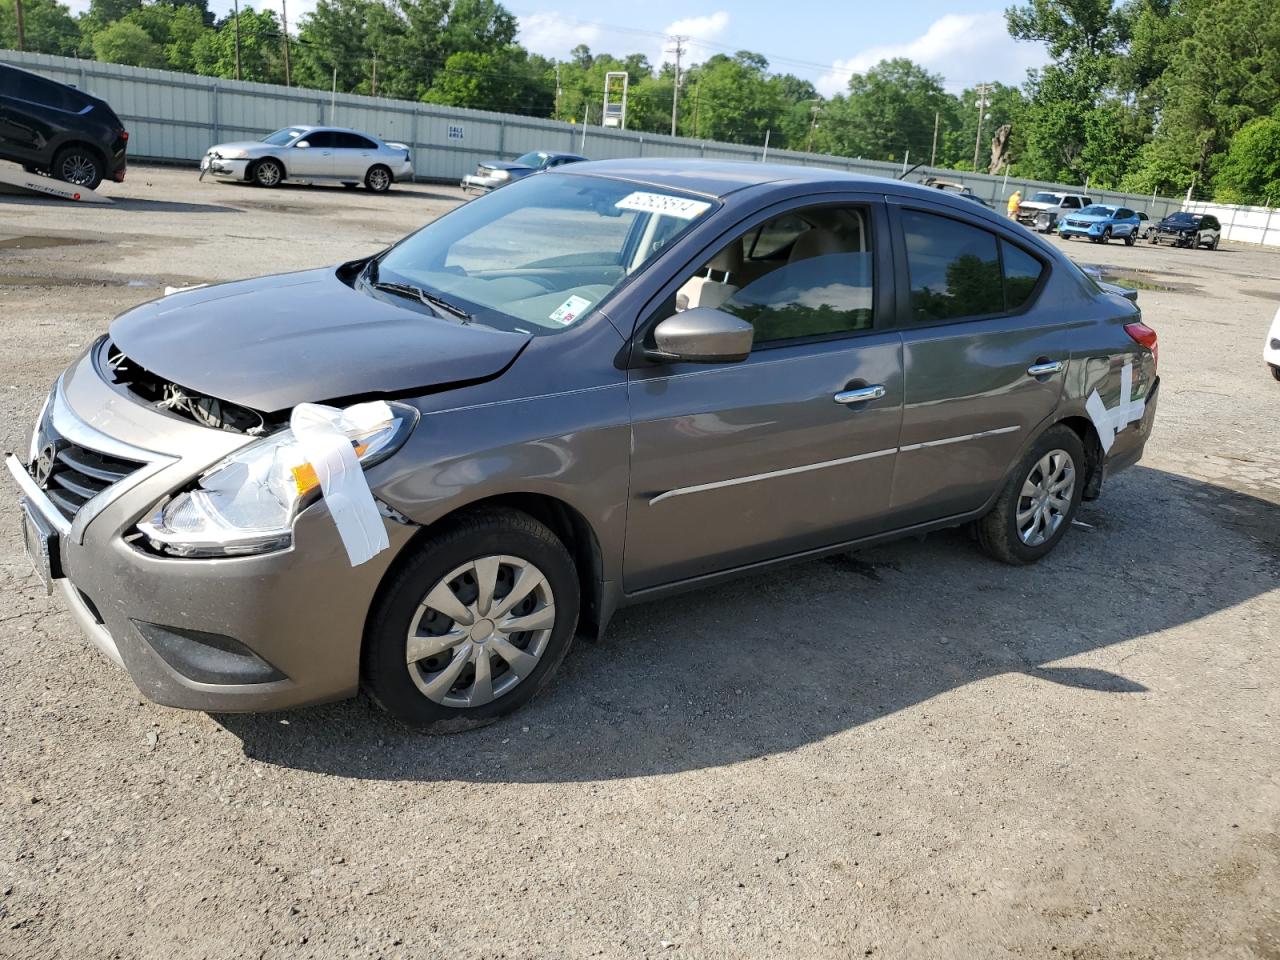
[1124,321,1158,370]
[120,130,129,141]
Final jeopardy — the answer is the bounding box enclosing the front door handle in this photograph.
[833,384,886,405]
[1027,360,1064,377]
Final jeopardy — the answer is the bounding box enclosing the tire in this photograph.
[364,165,392,193]
[251,158,283,188]
[1210,235,1220,250]
[1150,233,1159,245]
[52,145,103,190]
[975,424,1086,566]
[363,508,580,732]
[1100,226,1112,244]
[1124,231,1135,246]
[1270,364,1280,382]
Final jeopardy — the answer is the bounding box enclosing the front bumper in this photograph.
[1264,309,1280,367]
[1059,224,1103,239]
[460,174,508,193]
[200,155,251,180]
[6,346,415,713]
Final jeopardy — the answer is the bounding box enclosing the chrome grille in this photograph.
[30,419,144,522]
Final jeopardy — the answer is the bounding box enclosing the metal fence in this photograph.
[2,50,1188,221]
[1184,200,1280,248]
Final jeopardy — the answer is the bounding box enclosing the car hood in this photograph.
[1159,219,1197,229]
[1018,201,1057,210]
[109,268,530,413]
[206,141,274,156]
[1064,213,1112,223]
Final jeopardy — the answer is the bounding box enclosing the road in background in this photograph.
[1,167,1277,959]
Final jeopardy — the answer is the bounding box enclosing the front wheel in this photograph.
[975,425,1085,565]
[365,165,392,193]
[1100,226,1112,244]
[1210,235,1220,250]
[251,158,283,187]
[363,509,580,732]
[1270,364,1280,382]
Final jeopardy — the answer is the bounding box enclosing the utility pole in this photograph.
[930,110,939,166]
[972,82,991,171]
[554,63,562,117]
[330,66,337,124]
[692,79,701,138]
[281,0,291,86]
[232,0,242,81]
[666,35,687,137]
[371,52,378,96]
[14,0,24,51]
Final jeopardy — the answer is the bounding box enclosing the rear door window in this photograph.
[902,210,1002,321]
[1001,241,1044,310]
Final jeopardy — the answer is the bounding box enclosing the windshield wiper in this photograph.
[367,278,475,324]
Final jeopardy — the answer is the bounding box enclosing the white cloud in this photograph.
[518,12,604,59]
[817,11,1047,96]
[657,11,729,67]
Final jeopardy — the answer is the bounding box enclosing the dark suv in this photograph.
[0,63,128,190]
[1151,211,1221,249]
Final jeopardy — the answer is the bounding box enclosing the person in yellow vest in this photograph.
[1007,189,1022,219]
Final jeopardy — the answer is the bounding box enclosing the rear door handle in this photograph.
[833,384,886,405]
[1027,360,1063,377]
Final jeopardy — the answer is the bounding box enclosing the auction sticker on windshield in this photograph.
[615,192,712,220]
[550,294,593,325]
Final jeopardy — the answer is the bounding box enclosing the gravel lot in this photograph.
[1,166,1277,959]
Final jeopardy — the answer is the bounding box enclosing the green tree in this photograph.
[191,7,285,83]
[423,47,552,115]
[0,0,79,55]
[93,19,164,66]
[1214,115,1280,204]
[682,52,783,145]
[816,58,951,162]
[1005,0,1128,60]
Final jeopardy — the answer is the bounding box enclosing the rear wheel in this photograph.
[1270,364,1280,382]
[365,165,392,193]
[52,146,103,190]
[251,158,283,187]
[975,425,1085,565]
[1124,231,1136,246]
[363,509,580,732]
[1210,234,1220,250]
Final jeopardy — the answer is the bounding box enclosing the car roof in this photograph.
[281,124,378,137]
[557,157,954,201]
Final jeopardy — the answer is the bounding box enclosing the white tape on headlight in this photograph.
[290,401,392,566]
[1085,361,1145,454]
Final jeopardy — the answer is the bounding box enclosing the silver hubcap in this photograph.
[405,555,555,708]
[369,169,389,190]
[258,162,280,185]
[1016,449,1075,546]
[60,154,96,185]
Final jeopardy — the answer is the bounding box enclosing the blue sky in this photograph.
[121,0,1050,95]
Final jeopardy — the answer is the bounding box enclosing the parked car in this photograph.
[1058,204,1143,244]
[1015,191,1091,231]
[7,159,1160,731]
[199,126,413,192]
[1136,211,1155,239]
[461,151,587,193]
[0,62,128,190]
[1265,305,1280,381]
[919,176,992,207]
[1151,211,1221,249]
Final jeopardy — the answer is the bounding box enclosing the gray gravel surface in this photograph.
[1,167,1277,959]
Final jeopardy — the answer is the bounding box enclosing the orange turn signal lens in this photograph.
[290,442,370,496]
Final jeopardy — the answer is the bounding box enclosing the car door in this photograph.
[331,131,376,180]
[1115,207,1137,237]
[624,197,905,591]
[0,69,65,163]
[287,130,335,178]
[887,202,1072,526]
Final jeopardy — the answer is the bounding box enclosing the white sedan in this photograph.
[200,125,413,192]
[1266,304,1280,381]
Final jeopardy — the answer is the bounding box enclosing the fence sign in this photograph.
[447,124,464,142]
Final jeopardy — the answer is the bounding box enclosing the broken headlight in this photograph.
[137,403,416,558]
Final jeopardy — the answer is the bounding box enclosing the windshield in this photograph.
[373,174,716,335]
[1029,192,1061,203]
[1079,205,1116,217]
[515,151,551,168]
[263,128,305,145]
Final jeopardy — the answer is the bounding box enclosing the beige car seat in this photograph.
[676,239,744,311]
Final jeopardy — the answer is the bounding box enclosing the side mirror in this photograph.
[294,140,310,149]
[646,307,754,364]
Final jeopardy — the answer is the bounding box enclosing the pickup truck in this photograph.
[1016,192,1091,232]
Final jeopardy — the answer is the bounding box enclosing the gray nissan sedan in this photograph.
[7,159,1159,731]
